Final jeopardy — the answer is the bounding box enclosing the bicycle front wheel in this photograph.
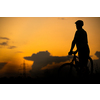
[58,63,77,81]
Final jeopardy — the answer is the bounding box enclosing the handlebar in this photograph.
[68,51,77,56]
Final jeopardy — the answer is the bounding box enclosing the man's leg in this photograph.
[79,53,89,78]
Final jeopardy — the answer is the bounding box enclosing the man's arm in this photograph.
[68,32,77,55]
[68,40,76,55]
[70,40,76,52]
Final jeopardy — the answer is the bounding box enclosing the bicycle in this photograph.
[58,51,93,80]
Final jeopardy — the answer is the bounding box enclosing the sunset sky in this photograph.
[0,17,100,77]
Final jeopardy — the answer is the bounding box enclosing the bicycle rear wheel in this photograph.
[87,57,93,76]
[58,63,77,81]
[77,56,93,77]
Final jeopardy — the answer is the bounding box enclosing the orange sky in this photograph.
[0,17,100,77]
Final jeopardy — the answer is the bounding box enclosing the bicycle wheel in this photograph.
[74,56,93,77]
[87,57,93,76]
[58,63,77,81]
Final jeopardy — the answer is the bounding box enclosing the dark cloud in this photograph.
[0,37,17,49]
[0,42,17,49]
[0,37,16,49]
[95,51,100,59]
[0,62,7,70]
[8,46,16,49]
[24,51,73,76]
[93,51,100,73]
[0,37,10,40]
[0,41,8,46]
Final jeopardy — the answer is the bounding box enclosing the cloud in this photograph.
[8,46,16,49]
[0,37,10,40]
[95,51,100,59]
[0,62,7,70]
[24,50,73,76]
[93,51,100,73]
[0,37,16,49]
[0,41,8,46]
[0,41,16,49]
[0,36,17,49]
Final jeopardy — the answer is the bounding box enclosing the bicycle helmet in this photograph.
[75,20,84,27]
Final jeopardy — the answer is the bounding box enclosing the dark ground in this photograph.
[0,73,100,84]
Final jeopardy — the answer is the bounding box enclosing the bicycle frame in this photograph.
[70,53,93,75]
[70,53,79,66]
[58,53,93,80]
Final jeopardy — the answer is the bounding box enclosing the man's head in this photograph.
[75,20,84,30]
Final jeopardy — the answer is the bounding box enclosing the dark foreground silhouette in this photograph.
[0,73,100,84]
[0,51,100,84]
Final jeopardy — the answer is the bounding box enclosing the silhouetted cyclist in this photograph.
[68,20,90,77]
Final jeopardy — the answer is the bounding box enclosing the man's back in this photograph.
[74,28,89,51]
